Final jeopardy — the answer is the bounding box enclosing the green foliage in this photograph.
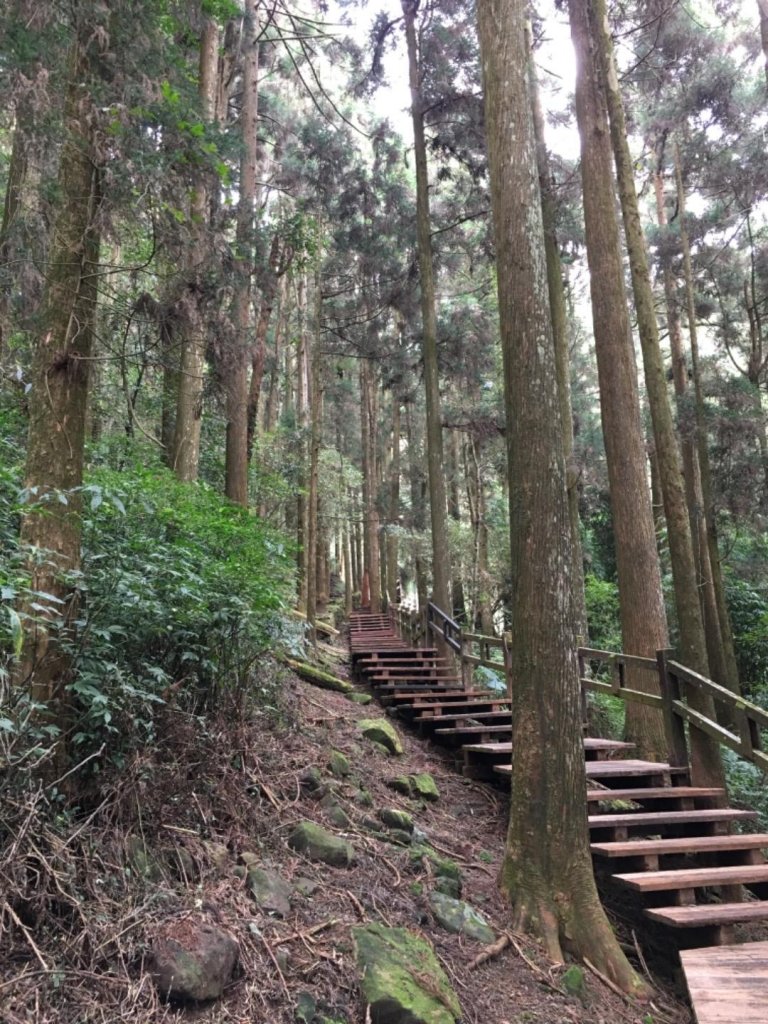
[725,574,768,696]
[584,574,621,651]
[723,748,768,832]
[0,441,293,767]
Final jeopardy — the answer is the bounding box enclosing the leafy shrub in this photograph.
[1,446,293,768]
[725,574,768,696]
[584,574,621,651]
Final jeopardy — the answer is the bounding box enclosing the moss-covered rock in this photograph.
[288,821,354,867]
[328,750,351,778]
[352,922,460,1024]
[409,846,462,890]
[388,776,413,796]
[379,808,414,833]
[347,692,373,705]
[324,801,352,829]
[359,718,404,756]
[433,875,461,899]
[382,828,413,846]
[151,917,239,1003]
[428,892,495,944]
[410,773,439,801]
[355,788,374,808]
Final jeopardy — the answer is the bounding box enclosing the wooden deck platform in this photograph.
[681,940,768,1023]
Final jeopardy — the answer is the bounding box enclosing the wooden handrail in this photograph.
[396,601,768,776]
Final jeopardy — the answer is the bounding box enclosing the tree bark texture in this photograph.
[593,0,723,787]
[477,0,647,994]
[387,396,401,608]
[19,30,102,718]
[402,0,452,620]
[569,0,668,761]
[226,0,259,505]
[172,16,219,482]
[360,357,381,613]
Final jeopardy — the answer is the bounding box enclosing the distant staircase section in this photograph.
[347,608,768,1023]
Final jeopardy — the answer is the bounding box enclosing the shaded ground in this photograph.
[0,647,693,1024]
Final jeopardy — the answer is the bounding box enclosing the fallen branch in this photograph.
[468,933,510,969]
[270,919,338,947]
[276,653,353,694]
[583,956,632,1003]
[288,609,340,637]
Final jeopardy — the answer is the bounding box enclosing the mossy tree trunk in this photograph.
[18,24,103,728]
[476,0,649,994]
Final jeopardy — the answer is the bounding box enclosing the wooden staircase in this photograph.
[348,609,768,1023]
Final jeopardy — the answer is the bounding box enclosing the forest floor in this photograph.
[1,643,695,1024]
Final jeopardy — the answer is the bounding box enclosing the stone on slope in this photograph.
[352,922,461,1024]
[288,821,354,867]
[347,692,373,705]
[379,808,414,833]
[151,916,238,1003]
[359,718,403,756]
[328,750,351,777]
[247,866,292,918]
[428,891,495,944]
[410,773,439,801]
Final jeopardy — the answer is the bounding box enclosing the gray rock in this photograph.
[433,875,462,899]
[151,916,238,1003]
[428,891,495,944]
[247,866,292,918]
[288,821,354,867]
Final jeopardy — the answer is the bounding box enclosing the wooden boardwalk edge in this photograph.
[680,940,768,1024]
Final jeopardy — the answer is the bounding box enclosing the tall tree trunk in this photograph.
[387,396,401,607]
[305,276,323,635]
[528,28,588,641]
[674,143,742,699]
[401,0,451,619]
[0,105,30,360]
[477,0,646,993]
[226,0,259,505]
[360,358,381,613]
[593,0,723,786]
[247,232,289,459]
[18,29,102,732]
[447,428,466,622]
[296,278,309,611]
[759,0,768,87]
[405,401,428,611]
[172,16,218,481]
[654,158,740,705]
[568,0,669,760]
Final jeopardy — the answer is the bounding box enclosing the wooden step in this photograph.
[589,808,757,831]
[680,941,768,1024]
[436,724,512,737]
[646,902,768,929]
[417,708,511,724]
[414,700,509,717]
[591,834,768,860]
[585,759,687,780]
[614,864,768,893]
[587,787,724,805]
[383,690,486,706]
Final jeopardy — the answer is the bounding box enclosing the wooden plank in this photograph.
[614,865,768,892]
[588,809,756,830]
[584,759,684,778]
[587,787,724,804]
[591,834,768,859]
[646,903,768,928]
[681,941,768,1024]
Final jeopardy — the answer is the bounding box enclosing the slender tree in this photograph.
[401,0,452,618]
[568,0,668,760]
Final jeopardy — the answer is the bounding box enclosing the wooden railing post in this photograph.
[460,629,472,691]
[503,631,513,702]
[577,644,588,726]
[657,648,689,770]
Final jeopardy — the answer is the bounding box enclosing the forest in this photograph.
[2,0,768,1021]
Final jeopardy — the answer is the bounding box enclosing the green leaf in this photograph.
[8,607,23,658]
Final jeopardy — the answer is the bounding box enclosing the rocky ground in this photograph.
[0,645,694,1024]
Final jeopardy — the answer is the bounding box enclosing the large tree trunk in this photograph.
[18,29,102,731]
[172,16,219,481]
[593,0,723,787]
[226,1,259,505]
[759,0,768,87]
[569,0,668,760]
[477,0,647,993]
[402,0,452,620]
